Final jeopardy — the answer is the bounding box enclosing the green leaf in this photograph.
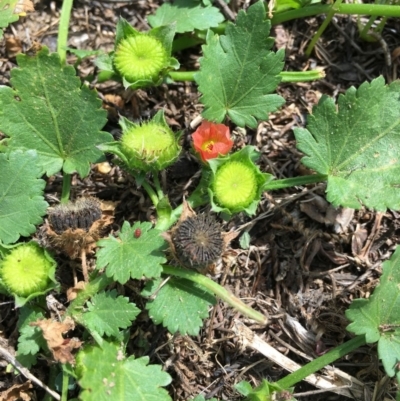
[235,379,296,401]
[77,341,172,401]
[80,290,140,337]
[0,0,21,38]
[195,1,285,128]
[294,77,400,211]
[0,150,48,244]
[0,47,112,177]
[96,221,166,284]
[148,0,225,33]
[346,246,400,380]
[143,277,216,335]
[16,306,46,368]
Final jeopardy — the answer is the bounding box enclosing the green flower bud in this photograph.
[114,35,168,84]
[119,110,181,172]
[208,146,273,216]
[0,242,56,298]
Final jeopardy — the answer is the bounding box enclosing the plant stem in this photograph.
[280,70,325,82]
[264,174,327,191]
[57,0,74,64]
[276,335,366,388]
[271,4,400,25]
[60,173,71,203]
[152,173,164,200]
[141,179,160,207]
[162,265,268,324]
[61,367,69,401]
[305,0,344,56]
[168,70,325,83]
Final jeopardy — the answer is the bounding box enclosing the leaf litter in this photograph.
[0,1,399,400]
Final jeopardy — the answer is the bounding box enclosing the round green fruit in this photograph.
[0,243,53,297]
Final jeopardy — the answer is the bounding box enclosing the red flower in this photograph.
[192,121,233,162]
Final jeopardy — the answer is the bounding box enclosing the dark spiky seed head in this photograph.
[48,197,102,234]
[172,214,224,269]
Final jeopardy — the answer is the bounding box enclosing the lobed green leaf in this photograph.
[96,221,166,284]
[0,150,48,244]
[195,1,285,128]
[0,47,112,177]
[148,0,224,33]
[294,77,400,210]
[346,246,400,380]
[143,277,216,335]
[80,290,140,338]
[77,341,172,401]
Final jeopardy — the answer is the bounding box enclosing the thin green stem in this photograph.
[61,367,69,401]
[280,70,325,82]
[360,15,377,39]
[276,335,367,388]
[264,174,327,191]
[141,179,160,207]
[305,0,344,56]
[57,0,74,64]
[152,173,164,200]
[271,4,400,25]
[162,265,268,324]
[168,70,325,83]
[61,173,71,204]
[43,365,58,401]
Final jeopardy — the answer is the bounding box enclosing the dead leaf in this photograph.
[66,281,86,301]
[5,37,22,58]
[0,381,32,401]
[30,317,82,364]
[13,0,34,16]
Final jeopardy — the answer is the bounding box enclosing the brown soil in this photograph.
[1,1,400,400]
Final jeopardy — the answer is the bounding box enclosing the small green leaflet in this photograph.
[0,47,112,177]
[0,150,48,244]
[16,306,47,368]
[77,341,172,401]
[143,277,216,335]
[346,246,400,381]
[235,379,296,401]
[0,0,20,38]
[96,221,166,284]
[294,77,400,211]
[148,0,224,33]
[195,1,285,128]
[80,290,140,337]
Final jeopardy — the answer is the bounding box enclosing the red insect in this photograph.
[134,228,142,238]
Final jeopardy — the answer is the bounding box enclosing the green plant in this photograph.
[1,0,400,400]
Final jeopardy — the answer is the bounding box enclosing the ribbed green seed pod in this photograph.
[212,161,258,211]
[114,35,168,83]
[120,121,181,172]
[0,243,53,297]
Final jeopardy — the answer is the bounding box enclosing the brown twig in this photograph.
[0,345,61,400]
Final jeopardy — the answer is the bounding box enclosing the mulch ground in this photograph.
[1,0,400,400]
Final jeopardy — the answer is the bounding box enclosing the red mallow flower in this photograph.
[192,121,233,162]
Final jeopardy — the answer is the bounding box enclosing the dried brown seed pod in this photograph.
[172,214,224,270]
[46,197,114,260]
[48,197,102,234]
[163,201,238,274]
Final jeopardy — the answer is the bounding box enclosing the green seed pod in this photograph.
[208,146,273,216]
[119,110,181,172]
[114,35,168,85]
[0,242,56,298]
